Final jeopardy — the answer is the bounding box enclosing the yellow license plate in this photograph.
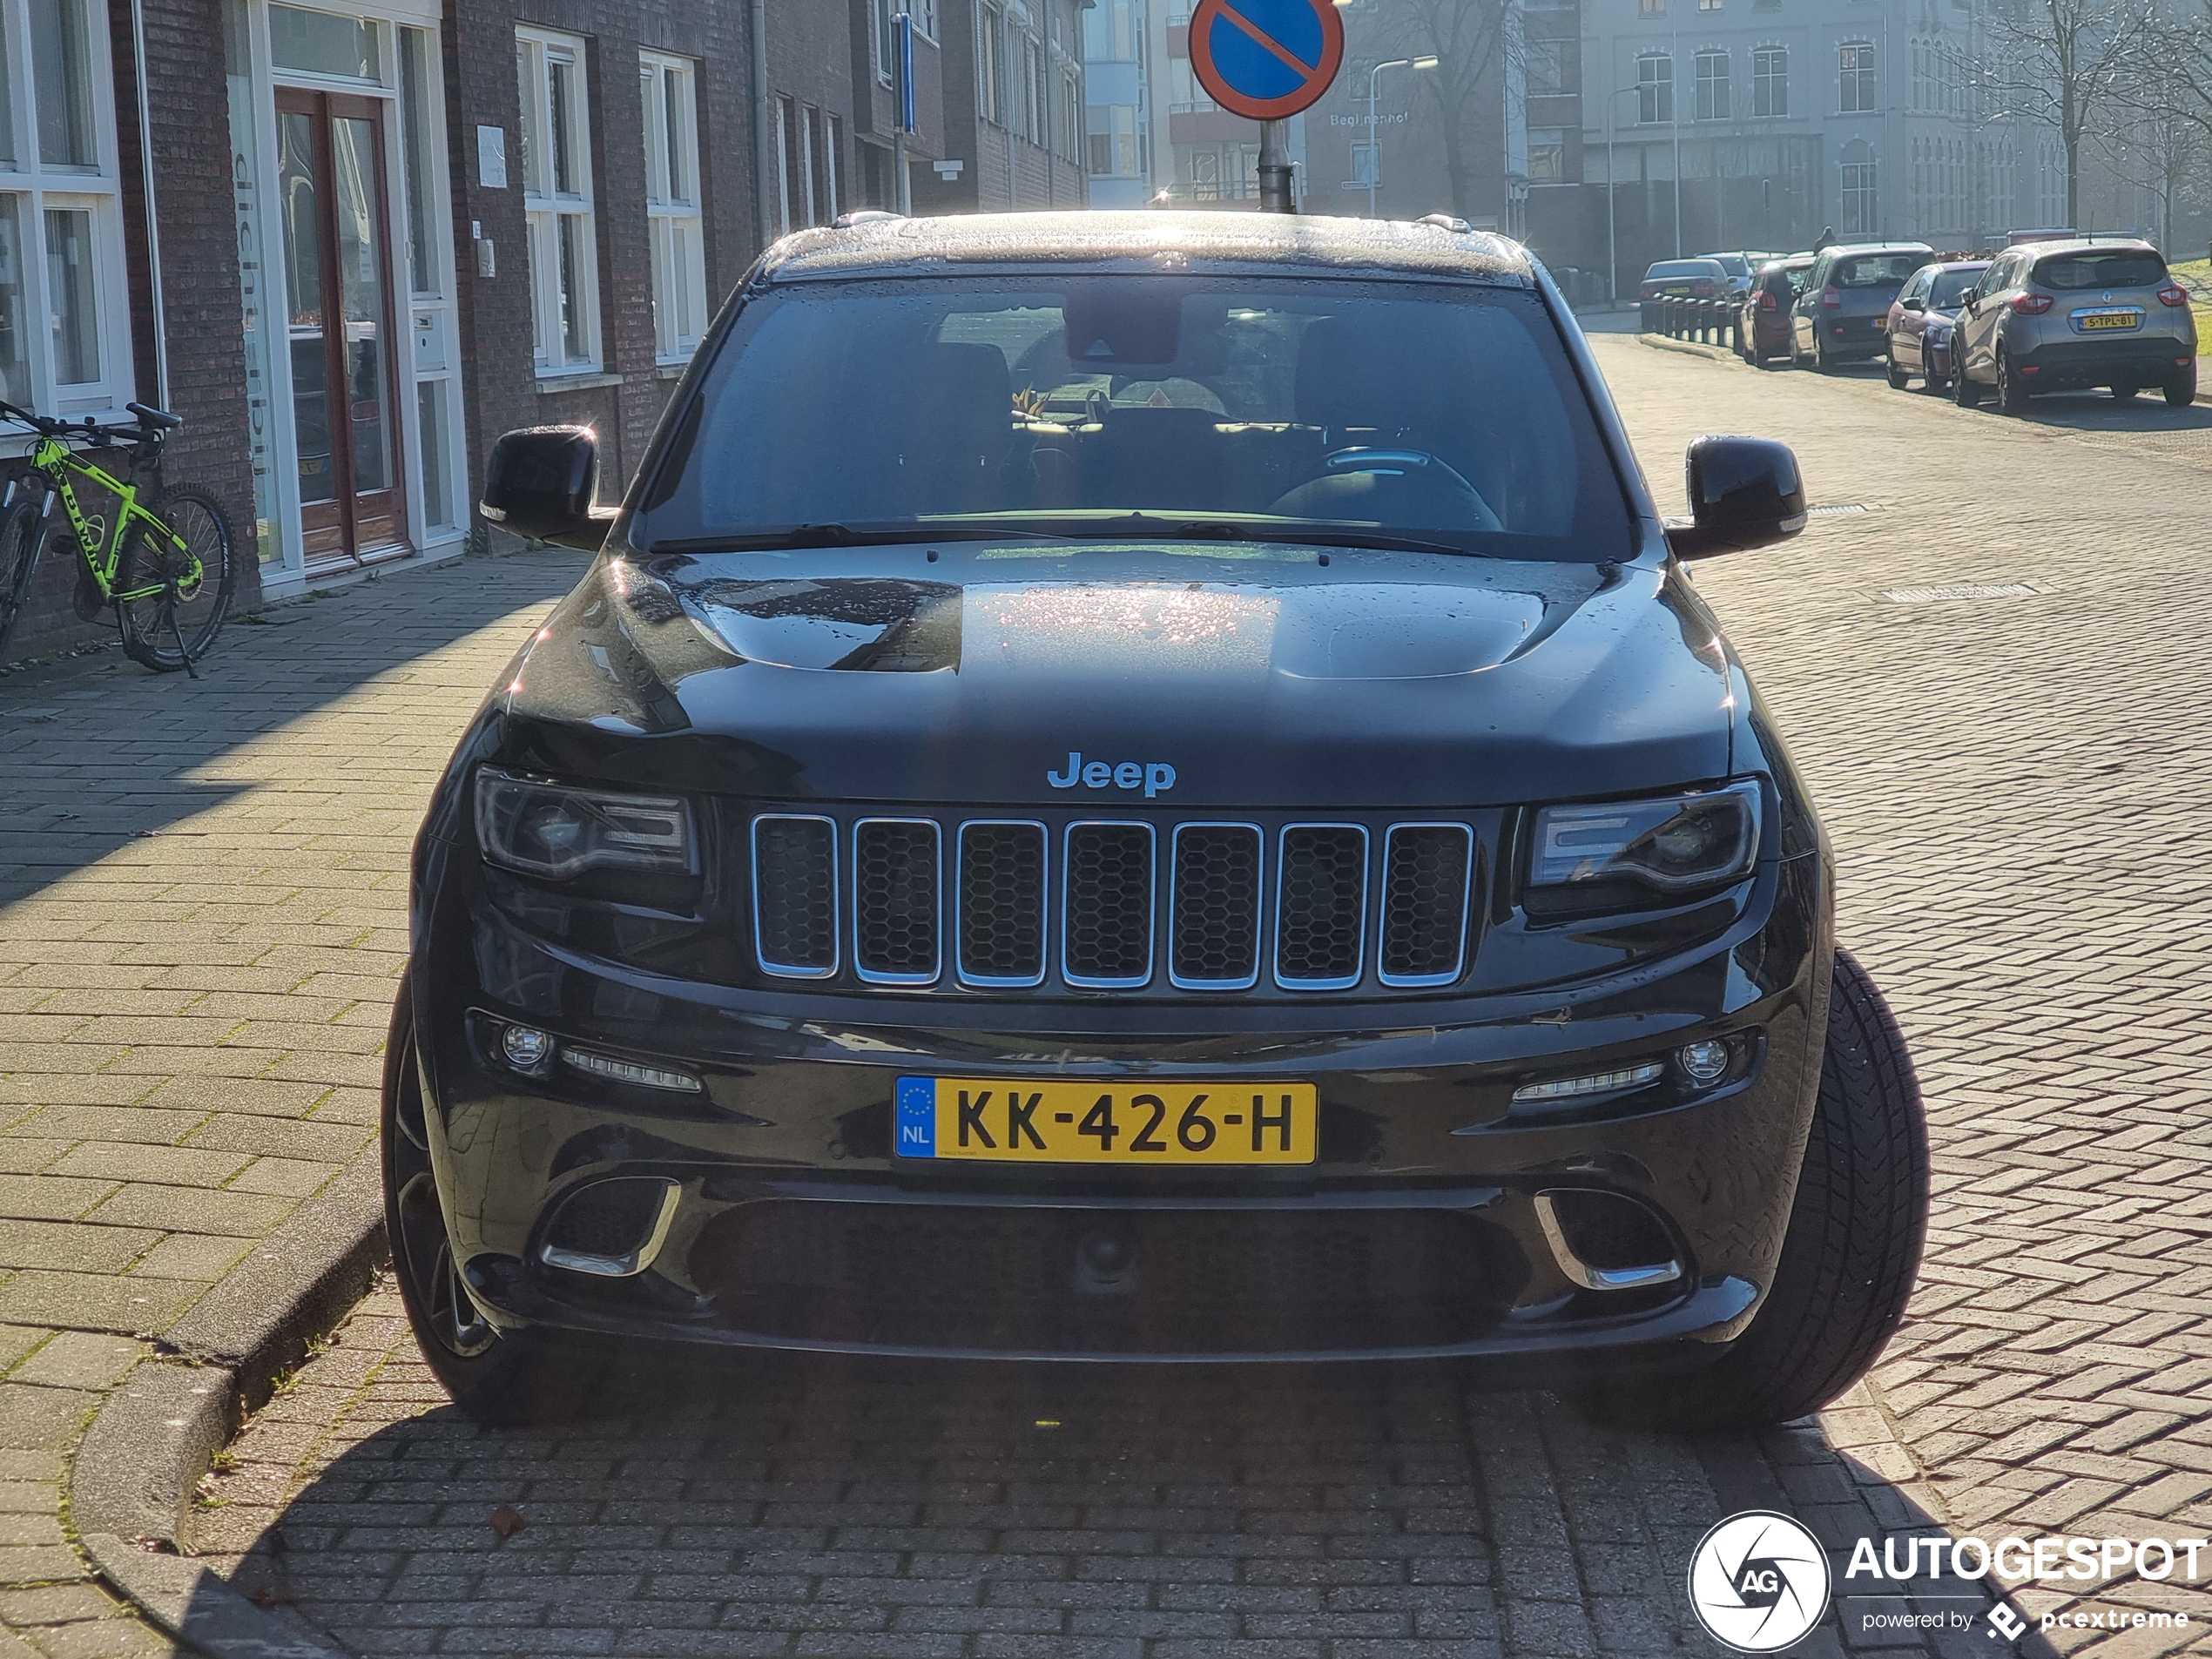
[894,1077,1318,1165]
[2080,312,2140,330]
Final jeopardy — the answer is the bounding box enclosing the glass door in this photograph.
[276,87,408,566]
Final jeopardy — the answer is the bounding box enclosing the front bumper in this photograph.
[408,846,1831,1374]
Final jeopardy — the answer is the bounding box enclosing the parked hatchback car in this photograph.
[1640,257,1730,302]
[1791,243,1935,371]
[1951,239,2198,411]
[395,212,1928,1434]
[1885,260,1990,393]
[1738,256,1815,365]
[1696,251,1765,298]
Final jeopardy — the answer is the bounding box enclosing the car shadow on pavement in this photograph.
[189,1310,2055,1659]
[0,553,590,911]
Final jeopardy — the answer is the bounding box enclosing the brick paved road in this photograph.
[8,338,2212,1657]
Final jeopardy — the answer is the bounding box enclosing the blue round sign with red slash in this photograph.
[1188,0,1345,121]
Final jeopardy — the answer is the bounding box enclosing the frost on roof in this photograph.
[759,210,1534,287]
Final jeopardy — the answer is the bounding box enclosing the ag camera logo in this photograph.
[1687,1511,1833,1652]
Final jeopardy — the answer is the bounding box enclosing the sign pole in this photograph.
[1258,119,1293,214]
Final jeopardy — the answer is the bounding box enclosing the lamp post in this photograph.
[1602,84,1640,303]
[1366,54,1440,219]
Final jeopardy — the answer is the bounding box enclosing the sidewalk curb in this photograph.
[69,1143,387,1655]
[1638,332,1740,363]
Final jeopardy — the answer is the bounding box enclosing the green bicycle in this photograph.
[0,399,237,675]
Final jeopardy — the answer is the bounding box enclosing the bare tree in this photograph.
[1978,0,2155,226]
[1365,0,1514,221]
[2100,43,2209,247]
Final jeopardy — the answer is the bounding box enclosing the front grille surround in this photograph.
[747,808,1484,998]
[852,818,941,985]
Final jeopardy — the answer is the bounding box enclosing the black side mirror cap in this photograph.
[1663,435,1807,561]
[1902,297,1925,312]
[481,425,618,551]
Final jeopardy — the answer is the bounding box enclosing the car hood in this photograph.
[494,543,1735,809]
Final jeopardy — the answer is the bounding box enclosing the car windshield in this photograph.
[637,276,1632,562]
[1929,270,1984,308]
[1647,261,1717,280]
[1704,255,1750,279]
[2035,252,2166,290]
[1835,253,1923,287]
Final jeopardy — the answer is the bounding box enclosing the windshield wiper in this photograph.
[1157,520,1491,559]
[646,523,1081,555]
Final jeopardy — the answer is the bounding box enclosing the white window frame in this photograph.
[1635,52,1673,125]
[1694,49,1730,119]
[640,50,705,364]
[1751,44,1786,116]
[1839,41,1876,114]
[0,0,134,420]
[518,26,600,377]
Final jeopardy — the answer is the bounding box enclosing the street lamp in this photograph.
[1366,55,1440,219]
[1601,71,1683,302]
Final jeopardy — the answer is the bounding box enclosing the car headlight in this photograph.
[1530,781,1761,894]
[475,770,695,879]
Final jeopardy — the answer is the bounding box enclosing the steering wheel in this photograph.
[1316,447,1504,533]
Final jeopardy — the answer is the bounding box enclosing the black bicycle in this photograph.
[0,400,237,675]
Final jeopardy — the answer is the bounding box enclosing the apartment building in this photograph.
[3,0,1083,662]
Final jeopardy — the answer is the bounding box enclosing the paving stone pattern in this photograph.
[3,347,2209,1657]
[0,551,588,1656]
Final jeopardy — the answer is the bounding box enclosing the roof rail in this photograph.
[832,209,906,228]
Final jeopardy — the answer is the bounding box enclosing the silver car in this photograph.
[1952,239,2198,412]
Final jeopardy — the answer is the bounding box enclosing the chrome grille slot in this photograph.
[1275,825,1368,989]
[956,820,1047,987]
[1379,824,1474,987]
[1170,824,1263,990]
[1062,821,1155,988]
[853,819,941,984]
[752,815,838,978]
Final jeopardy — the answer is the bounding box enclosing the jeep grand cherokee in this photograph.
[386,212,1928,1431]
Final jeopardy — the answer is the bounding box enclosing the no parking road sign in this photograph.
[1188,0,1345,121]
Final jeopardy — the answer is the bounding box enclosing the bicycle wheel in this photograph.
[115,485,237,672]
[0,501,44,664]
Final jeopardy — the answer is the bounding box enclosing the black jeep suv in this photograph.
[387,212,1926,1430]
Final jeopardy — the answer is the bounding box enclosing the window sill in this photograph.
[537,370,624,393]
[656,362,689,380]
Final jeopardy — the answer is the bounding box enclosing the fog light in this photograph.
[560,1047,702,1093]
[1511,1062,1664,1104]
[500,1024,552,1069]
[1677,1040,1731,1085]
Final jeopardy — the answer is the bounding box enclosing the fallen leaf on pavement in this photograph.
[489,1504,525,1539]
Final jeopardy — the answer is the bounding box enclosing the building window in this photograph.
[978,4,1004,125]
[640,51,705,363]
[1698,0,1722,10]
[1636,52,1673,124]
[1751,45,1786,115]
[773,95,792,233]
[1084,0,1138,59]
[912,0,937,44]
[1841,156,1876,232]
[1020,32,1042,142]
[1640,0,1665,15]
[1694,50,1730,118]
[1087,104,1138,174]
[1527,127,1567,181]
[518,29,597,375]
[874,0,895,87]
[1524,37,1575,97]
[0,0,132,415]
[1838,42,1875,112]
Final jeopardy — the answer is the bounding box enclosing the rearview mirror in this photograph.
[1901,296,1925,313]
[1663,435,1806,561]
[481,425,617,551]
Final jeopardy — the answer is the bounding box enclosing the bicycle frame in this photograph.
[11,435,198,604]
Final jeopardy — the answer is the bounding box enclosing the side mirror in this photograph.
[1901,296,1925,313]
[1663,435,1806,561]
[481,425,617,551]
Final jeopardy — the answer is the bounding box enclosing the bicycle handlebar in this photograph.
[0,400,175,447]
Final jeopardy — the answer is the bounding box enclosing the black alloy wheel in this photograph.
[1577,949,1930,1431]
[1952,353,1984,407]
[1885,347,1910,389]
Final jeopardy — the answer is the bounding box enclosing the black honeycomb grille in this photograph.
[958,822,1046,985]
[1379,826,1473,985]
[853,819,940,981]
[1170,825,1263,988]
[752,816,837,975]
[1063,823,1154,986]
[1276,826,1367,988]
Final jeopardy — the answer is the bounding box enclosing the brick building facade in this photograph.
[2,0,1085,664]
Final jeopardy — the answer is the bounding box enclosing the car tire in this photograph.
[2110,383,2139,401]
[1924,356,1950,395]
[1996,349,2031,415]
[1578,949,1929,1433]
[1814,336,1838,374]
[383,969,628,1426]
[1885,350,1910,388]
[1952,356,1982,407]
[2166,374,2195,408]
